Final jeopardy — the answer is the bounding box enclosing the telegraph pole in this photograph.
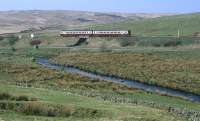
[177,29,180,38]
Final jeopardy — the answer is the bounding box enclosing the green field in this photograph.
[0,48,199,121]
[91,12,200,37]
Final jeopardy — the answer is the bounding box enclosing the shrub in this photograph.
[30,97,38,101]
[119,37,137,47]
[16,96,29,101]
[100,43,112,52]
[137,37,183,47]
[59,105,71,117]
[19,102,71,117]
[0,36,4,41]
[7,35,19,46]
[0,102,9,110]
[0,101,19,110]
[163,40,182,47]
[0,101,71,117]
[11,47,16,52]
[20,102,48,116]
[0,93,37,101]
[47,107,56,117]
[72,107,103,118]
[0,93,12,100]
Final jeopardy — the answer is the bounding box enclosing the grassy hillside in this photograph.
[0,10,170,34]
[91,12,200,37]
[1,13,200,48]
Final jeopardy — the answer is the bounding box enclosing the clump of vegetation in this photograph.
[118,37,137,47]
[0,101,71,117]
[100,42,112,52]
[72,107,106,118]
[7,35,19,46]
[6,35,19,51]
[0,36,4,41]
[0,93,12,100]
[163,39,182,47]
[137,37,185,47]
[19,102,71,117]
[51,52,200,95]
[0,92,36,101]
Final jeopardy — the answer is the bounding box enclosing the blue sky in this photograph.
[0,0,200,13]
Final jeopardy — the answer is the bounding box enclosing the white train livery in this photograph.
[60,30,131,37]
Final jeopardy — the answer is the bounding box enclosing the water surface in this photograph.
[36,58,200,102]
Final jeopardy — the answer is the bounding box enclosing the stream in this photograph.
[36,58,200,102]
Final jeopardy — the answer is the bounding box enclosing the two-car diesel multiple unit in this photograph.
[60,30,131,37]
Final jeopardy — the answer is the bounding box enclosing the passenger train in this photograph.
[60,30,131,37]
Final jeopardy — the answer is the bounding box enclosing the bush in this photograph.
[0,93,12,100]
[72,107,104,118]
[119,37,137,47]
[19,102,46,116]
[7,35,19,46]
[0,93,36,101]
[16,96,29,101]
[0,101,107,118]
[0,101,20,110]
[30,97,38,101]
[137,37,183,47]
[19,102,71,117]
[163,40,182,47]
[100,43,112,52]
[11,47,16,52]
[0,36,4,41]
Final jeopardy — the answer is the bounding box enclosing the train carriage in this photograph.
[93,30,130,37]
[60,30,131,37]
[60,30,93,37]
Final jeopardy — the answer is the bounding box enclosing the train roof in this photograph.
[61,30,129,31]
[61,30,91,31]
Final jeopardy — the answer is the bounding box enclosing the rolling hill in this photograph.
[0,10,171,34]
[1,12,200,48]
[91,12,200,37]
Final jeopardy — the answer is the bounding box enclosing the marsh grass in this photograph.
[51,52,200,95]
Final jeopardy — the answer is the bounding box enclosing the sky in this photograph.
[0,0,200,13]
